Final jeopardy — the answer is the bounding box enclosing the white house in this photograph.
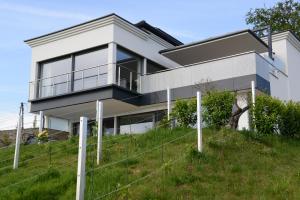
[25,13,300,135]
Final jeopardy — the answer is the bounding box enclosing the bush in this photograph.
[279,101,300,137]
[37,130,49,143]
[0,133,11,146]
[158,116,171,129]
[171,98,197,128]
[251,95,283,134]
[202,91,235,130]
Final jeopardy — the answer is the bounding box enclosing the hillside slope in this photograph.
[0,128,300,199]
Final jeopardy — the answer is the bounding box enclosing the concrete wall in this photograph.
[269,70,289,101]
[286,39,300,101]
[141,52,270,93]
[263,31,300,102]
[27,15,179,83]
[113,24,180,69]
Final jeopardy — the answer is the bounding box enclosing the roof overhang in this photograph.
[159,30,269,66]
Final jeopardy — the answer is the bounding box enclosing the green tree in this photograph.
[171,98,197,128]
[202,91,235,130]
[279,101,300,137]
[251,95,284,135]
[246,0,300,37]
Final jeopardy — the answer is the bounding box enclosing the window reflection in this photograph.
[116,48,141,91]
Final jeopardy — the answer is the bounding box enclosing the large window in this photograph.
[39,57,72,98]
[38,46,108,98]
[116,48,141,91]
[119,112,154,134]
[118,110,167,134]
[74,48,108,91]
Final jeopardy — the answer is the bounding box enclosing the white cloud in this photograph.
[0,2,93,21]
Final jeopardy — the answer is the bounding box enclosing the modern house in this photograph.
[25,13,300,135]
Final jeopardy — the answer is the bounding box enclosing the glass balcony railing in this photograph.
[29,64,139,100]
[116,64,139,92]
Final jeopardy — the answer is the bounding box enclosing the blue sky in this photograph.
[0,0,280,129]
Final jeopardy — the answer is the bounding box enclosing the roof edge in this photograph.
[135,20,183,46]
[24,13,119,43]
[24,13,183,48]
[159,29,269,54]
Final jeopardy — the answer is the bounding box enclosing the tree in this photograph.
[246,0,300,38]
[202,91,235,130]
[171,98,197,128]
[229,92,250,130]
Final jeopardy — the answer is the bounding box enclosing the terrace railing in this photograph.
[29,64,139,100]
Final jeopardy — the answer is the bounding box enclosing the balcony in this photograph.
[141,51,274,94]
[29,64,139,101]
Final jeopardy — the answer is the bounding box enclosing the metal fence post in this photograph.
[167,87,173,128]
[167,87,171,121]
[39,111,44,133]
[13,103,23,169]
[96,101,103,165]
[118,67,121,86]
[251,81,256,131]
[197,91,202,152]
[76,116,88,200]
[129,71,132,90]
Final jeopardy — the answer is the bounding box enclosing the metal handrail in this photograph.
[29,63,140,99]
[29,63,140,84]
[36,73,108,88]
[29,63,110,83]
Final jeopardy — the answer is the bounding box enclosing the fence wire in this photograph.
[0,92,200,199]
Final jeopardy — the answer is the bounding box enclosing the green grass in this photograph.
[1,128,300,199]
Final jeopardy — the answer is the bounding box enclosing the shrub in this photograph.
[158,116,171,129]
[171,98,197,128]
[37,130,48,143]
[0,133,11,146]
[251,95,284,134]
[202,91,235,129]
[279,101,300,137]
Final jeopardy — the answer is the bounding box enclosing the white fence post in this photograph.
[13,105,23,169]
[39,111,44,133]
[197,91,202,152]
[251,80,256,131]
[113,116,118,135]
[76,117,88,200]
[96,101,103,165]
[167,87,172,121]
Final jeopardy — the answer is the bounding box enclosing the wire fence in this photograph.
[0,91,200,199]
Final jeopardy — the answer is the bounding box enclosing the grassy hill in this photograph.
[0,128,300,199]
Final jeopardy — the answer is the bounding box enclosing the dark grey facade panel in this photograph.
[30,85,139,112]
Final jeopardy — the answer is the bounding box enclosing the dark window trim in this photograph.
[117,45,142,61]
[146,60,167,72]
[116,44,168,72]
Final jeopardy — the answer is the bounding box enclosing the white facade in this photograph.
[25,14,300,133]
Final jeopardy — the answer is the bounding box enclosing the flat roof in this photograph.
[24,13,182,46]
[160,29,269,66]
